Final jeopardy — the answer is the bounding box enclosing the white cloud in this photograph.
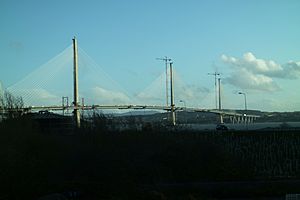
[7,88,60,106]
[31,89,58,99]
[91,87,131,104]
[222,52,283,76]
[175,84,209,106]
[136,71,210,106]
[224,68,280,92]
[136,84,209,107]
[281,61,300,79]
[221,52,300,92]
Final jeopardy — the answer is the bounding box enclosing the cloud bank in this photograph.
[91,87,131,104]
[7,88,60,106]
[221,52,300,92]
[136,71,210,106]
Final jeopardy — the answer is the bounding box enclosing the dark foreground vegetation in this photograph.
[1,115,300,200]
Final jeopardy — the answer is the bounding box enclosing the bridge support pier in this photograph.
[219,114,224,124]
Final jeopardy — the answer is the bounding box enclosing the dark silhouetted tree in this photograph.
[0,91,24,119]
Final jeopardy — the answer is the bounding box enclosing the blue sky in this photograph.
[1,0,300,111]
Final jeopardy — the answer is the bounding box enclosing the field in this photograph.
[0,115,300,199]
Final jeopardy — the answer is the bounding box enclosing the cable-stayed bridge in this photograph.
[1,38,260,127]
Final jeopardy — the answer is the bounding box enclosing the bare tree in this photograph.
[0,91,24,119]
[0,94,3,109]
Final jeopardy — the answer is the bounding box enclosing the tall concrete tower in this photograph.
[170,62,176,126]
[218,78,223,124]
[73,37,80,128]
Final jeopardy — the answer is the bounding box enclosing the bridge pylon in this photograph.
[73,37,80,128]
[170,62,176,126]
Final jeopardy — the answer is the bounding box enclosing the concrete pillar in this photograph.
[73,37,80,128]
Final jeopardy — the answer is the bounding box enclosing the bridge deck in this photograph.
[1,104,261,118]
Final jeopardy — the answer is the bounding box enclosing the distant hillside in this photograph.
[113,110,300,124]
[257,111,300,122]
